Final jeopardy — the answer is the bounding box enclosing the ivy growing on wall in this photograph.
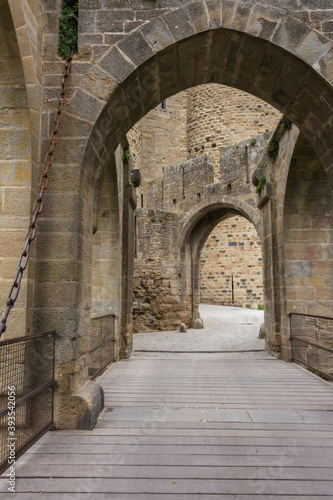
[58,2,78,59]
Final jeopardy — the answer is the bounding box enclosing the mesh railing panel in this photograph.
[290,313,333,380]
[89,315,115,379]
[0,331,55,474]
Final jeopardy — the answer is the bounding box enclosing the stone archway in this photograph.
[67,14,333,355]
[179,198,262,326]
[27,1,333,426]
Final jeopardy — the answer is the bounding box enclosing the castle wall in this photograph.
[200,217,263,308]
[128,92,187,207]
[187,84,281,179]
[133,209,191,332]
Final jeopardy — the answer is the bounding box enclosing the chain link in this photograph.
[0,52,74,338]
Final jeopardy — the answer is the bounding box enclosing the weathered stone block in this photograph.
[99,46,136,83]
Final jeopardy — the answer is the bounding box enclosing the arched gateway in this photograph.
[1,0,333,429]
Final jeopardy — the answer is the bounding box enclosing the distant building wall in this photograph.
[187,84,281,178]
[200,217,263,308]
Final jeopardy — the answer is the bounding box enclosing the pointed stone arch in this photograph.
[65,2,333,192]
[178,196,262,325]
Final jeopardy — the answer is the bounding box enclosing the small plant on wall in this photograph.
[249,138,257,146]
[122,150,130,163]
[256,175,266,193]
[266,139,279,159]
[58,2,78,59]
[279,117,292,134]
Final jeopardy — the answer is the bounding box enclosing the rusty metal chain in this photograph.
[0,51,74,338]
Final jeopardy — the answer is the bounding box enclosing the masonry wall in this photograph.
[200,217,263,308]
[133,209,191,332]
[0,0,32,339]
[147,155,214,212]
[187,84,281,178]
[78,0,333,62]
[128,92,187,207]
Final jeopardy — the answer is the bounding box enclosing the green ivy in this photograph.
[58,3,78,59]
[256,175,266,193]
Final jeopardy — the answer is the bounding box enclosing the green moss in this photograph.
[58,3,78,59]
[266,139,279,159]
[256,175,266,193]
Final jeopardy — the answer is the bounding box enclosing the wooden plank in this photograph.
[13,452,333,468]
[14,465,333,481]
[44,428,333,438]
[1,350,333,498]
[6,494,333,500]
[1,477,333,495]
[25,443,333,456]
[30,434,333,447]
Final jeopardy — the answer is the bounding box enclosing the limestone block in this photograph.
[193,318,204,329]
[99,46,135,83]
[179,322,187,333]
[54,380,104,430]
[140,17,175,52]
[258,323,266,339]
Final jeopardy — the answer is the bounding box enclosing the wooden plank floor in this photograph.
[1,352,333,498]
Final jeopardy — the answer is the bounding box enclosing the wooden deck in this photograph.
[1,352,333,498]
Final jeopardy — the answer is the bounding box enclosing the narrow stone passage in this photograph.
[1,307,333,498]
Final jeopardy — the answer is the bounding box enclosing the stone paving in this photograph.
[133,304,265,353]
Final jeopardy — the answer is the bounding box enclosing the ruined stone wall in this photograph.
[187,84,281,179]
[133,209,191,332]
[200,217,263,308]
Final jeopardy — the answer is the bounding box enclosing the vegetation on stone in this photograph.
[266,139,279,159]
[122,150,130,163]
[256,175,266,193]
[58,3,78,58]
[279,117,292,134]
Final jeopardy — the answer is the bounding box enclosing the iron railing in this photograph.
[89,314,115,379]
[290,313,333,380]
[0,331,56,474]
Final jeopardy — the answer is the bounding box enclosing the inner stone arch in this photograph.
[129,82,269,333]
[182,205,262,326]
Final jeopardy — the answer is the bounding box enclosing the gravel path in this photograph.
[133,304,265,353]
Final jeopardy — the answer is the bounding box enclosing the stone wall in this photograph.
[187,84,281,178]
[133,209,191,332]
[147,155,214,212]
[78,0,333,62]
[0,0,31,338]
[128,92,188,206]
[200,217,263,308]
